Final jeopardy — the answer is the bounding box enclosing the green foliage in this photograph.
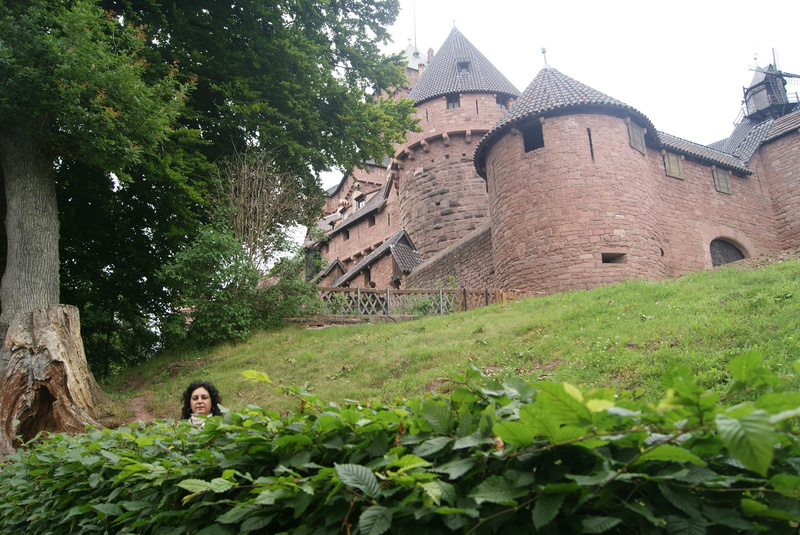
[104,0,419,178]
[4,356,800,534]
[158,223,261,347]
[257,255,322,328]
[158,224,321,347]
[57,130,213,377]
[0,0,188,166]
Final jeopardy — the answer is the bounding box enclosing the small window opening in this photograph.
[475,100,479,114]
[664,152,684,179]
[356,195,365,209]
[458,61,470,74]
[342,229,350,241]
[587,128,594,161]
[523,121,544,152]
[446,94,460,109]
[496,96,508,109]
[367,215,375,227]
[363,267,371,285]
[627,121,646,155]
[602,252,627,264]
[712,168,732,194]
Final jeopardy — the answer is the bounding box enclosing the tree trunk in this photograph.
[0,131,60,330]
[0,304,106,454]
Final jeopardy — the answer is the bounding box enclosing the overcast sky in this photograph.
[386,0,799,144]
[321,0,799,188]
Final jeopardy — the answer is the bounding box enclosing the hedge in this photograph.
[1,352,799,534]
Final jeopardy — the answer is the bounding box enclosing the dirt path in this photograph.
[125,394,156,425]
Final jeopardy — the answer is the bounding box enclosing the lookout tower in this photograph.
[392,28,519,258]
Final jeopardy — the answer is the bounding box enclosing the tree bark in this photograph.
[0,304,106,454]
[0,131,60,330]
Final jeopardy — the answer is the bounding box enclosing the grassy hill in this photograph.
[97,255,800,426]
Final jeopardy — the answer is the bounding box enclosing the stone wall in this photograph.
[750,130,800,250]
[324,189,400,270]
[481,111,783,293]
[405,223,495,290]
[652,148,778,276]
[395,93,510,258]
[486,114,665,293]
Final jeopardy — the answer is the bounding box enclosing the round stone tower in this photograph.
[474,67,668,292]
[393,28,519,258]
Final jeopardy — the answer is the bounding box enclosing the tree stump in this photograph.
[0,304,107,454]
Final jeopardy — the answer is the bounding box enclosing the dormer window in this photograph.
[496,96,508,109]
[356,195,365,209]
[446,94,460,109]
[458,61,470,74]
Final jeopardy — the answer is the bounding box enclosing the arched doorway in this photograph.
[710,238,746,267]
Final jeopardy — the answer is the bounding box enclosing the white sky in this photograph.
[321,0,799,188]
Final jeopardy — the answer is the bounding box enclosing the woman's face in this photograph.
[190,387,212,415]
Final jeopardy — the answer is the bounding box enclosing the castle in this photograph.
[307,27,800,295]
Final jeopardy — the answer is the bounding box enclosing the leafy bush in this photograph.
[257,255,322,327]
[1,353,800,534]
[158,223,261,347]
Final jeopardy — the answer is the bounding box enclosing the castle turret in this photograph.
[393,28,519,258]
[475,67,667,292]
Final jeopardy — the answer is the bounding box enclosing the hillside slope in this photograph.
[99,251,800,426]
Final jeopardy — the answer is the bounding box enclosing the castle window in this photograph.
[458,61,470,74]
[363,266,371,285]
[446,94,460,109]
[522,121,544,153]
[367,215,375,227]
[342,229,350,241]
[602,252,627,264]
[710,239,745,266]
[664,152,684,179]
[712,168,731,194]
[356,195,365,209]
[496,96,508,109]
[627,121,646,155]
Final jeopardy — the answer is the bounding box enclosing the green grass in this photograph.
[98,259,800,423]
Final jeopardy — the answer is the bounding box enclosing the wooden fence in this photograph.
[316,287,516,316]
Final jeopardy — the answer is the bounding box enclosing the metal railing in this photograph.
[317,287,515,316]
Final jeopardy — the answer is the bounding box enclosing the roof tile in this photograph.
[408,27,519,104]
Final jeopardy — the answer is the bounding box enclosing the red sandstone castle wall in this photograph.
[323,188,400,270]
[749,130,800,250]
[485,114,666,293]
[395,94,509,258]
[651,151,778,276]
[405,223,495,289]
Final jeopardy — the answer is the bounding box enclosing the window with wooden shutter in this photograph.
[664,152,684,179]
[627,121,646,155]
[712,168,731,194]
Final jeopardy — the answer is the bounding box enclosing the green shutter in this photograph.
[627,122,646,155]
[664,152,684,179]
[713,168,731,194]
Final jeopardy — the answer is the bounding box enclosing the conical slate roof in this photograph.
[407,27,519,104]
[474,67,657,176]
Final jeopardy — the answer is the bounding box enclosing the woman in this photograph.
[181,381,223,420]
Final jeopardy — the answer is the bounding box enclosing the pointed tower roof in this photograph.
[474,67,658,176]
[407,27,519,104]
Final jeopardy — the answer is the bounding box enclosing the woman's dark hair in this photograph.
[181,381,223,419]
